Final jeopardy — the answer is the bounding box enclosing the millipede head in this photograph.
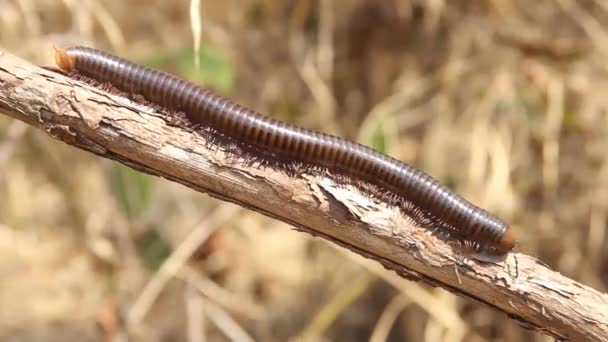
[54,47,76,73]
[495,226,517,254]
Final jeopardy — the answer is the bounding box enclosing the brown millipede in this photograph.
[54,46,516,255]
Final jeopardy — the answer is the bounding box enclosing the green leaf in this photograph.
[369,123,387,154]
[176,46,234,92]
[109,164,153,220]
[141,53,172,70]
[139,45,234,93]
[138,229,172,271]
[271,100,304,123]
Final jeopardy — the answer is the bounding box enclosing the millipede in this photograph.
[54,46,517,255]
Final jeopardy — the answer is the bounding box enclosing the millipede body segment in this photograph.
[55,46,516,255]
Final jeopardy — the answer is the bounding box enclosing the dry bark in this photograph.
[0,50,606,341]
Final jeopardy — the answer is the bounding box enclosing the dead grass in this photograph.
[0,0,607,341]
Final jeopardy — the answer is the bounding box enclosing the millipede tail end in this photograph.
[54,47,75,73]
[496,226,517,254]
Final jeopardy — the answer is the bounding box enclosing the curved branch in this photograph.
[0,50,606,341]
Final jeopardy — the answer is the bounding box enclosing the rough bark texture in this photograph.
[0,50,606,341]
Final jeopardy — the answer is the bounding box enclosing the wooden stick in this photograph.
[0,50,606,341]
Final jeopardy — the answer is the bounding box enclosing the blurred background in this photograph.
[0,0,607,341]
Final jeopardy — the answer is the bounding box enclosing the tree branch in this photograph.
[0,50,606,341]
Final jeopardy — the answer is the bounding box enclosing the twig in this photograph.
[369,294,411,342]
[185,282,206,342]
[296,272,376,341]
[177,266,265,319]
[0,50,607,341]
[340,249,481,340]
[127,204,239,326]
[202,298,255,342]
